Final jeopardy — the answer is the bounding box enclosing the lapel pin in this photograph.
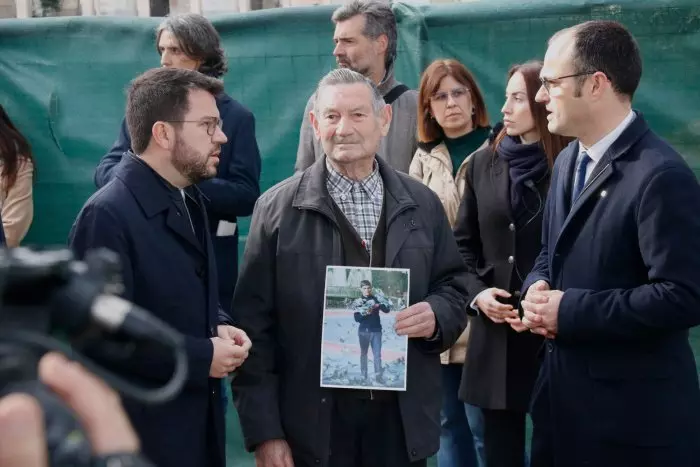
[600,190,608,198]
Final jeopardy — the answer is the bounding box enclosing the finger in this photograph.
[505,316,527,330]
[520,301,542,315]
[492,303,514,312]
[396,322,431,337]
[0,393,46,467]
[394,311,428,332]
[236,332,252,351]
[492,289,512,298]
[39,352,139,455]
[523,309,543,323]
[489,305,517,318]
[396,303,428,320]
[526,293,549,305]
[227,346,249,358]
[530,327,549,337]
[533,280,550,291]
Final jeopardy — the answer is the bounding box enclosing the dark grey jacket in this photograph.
[231,156,469,466]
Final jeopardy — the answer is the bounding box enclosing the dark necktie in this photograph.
[572,152,592,201]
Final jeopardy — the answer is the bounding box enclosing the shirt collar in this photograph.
[578,110,636,163]
[325,158,383,201]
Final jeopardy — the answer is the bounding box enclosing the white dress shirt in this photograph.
[573,110,636,190]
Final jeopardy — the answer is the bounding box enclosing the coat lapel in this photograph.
[490,155,514,221]
[552,112,650,257]
[116,153,205,259]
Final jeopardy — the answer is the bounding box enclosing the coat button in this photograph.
[410,449,417,457]
[507,256,514,264]
[314,459,320,464]
[321,397,327,404]
[547,342,554,352]
[509,223,515,231]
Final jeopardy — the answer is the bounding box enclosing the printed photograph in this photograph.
[320,266,410,391]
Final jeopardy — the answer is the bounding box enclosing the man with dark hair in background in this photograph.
[71,67,252,467]
[520,20,700,466]
[295,0,418,174]
[94,13,261,313]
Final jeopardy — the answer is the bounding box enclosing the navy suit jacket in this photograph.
[94,92,261,311]
[71,154,231,467]
[522,113,700,465]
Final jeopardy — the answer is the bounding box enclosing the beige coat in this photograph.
[409,139,487,364]
[0,159,34,247]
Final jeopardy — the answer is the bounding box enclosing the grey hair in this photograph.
[156,13,228,79]
[313,68,386,115]
[332,0,397,70]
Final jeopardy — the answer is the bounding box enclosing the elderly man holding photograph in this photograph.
[232,68,468,467]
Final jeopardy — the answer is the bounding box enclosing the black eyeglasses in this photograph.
[539,71,597,93]
[165,118,223,136]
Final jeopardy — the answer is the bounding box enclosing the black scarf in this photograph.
[497,135,548,218]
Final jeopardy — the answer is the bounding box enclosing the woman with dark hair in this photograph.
[410,58,492,467]
[0,104,35,247]
[454,61,572,467]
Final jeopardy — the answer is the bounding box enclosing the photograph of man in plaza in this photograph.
[321,266,409,390]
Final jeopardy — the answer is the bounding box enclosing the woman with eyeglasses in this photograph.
[410,58,492,467]
[0,104,35,247]
[453,60,572,467]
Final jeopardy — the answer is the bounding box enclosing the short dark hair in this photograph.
[126,67,223,154]
[552,20,642,99]
[332,0,397,70]
[417,59,489,143]
[156,13,228,79]
[360,280,372,288]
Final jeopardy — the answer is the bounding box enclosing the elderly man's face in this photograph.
[310,82,391,166]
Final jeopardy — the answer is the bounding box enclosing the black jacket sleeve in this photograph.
[94,118,131,188]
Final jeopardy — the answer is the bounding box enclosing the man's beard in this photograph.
[171,135,214,185]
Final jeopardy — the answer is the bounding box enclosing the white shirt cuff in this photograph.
[470,289,489,314]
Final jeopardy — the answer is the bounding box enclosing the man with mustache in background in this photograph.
[295,0,418,174]
[70,67,251,467]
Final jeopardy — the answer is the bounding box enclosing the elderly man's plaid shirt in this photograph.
[326,159,384,251]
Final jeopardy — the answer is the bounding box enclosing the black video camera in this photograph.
[0,247,188,466]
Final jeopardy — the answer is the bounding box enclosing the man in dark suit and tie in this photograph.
[520,20,700,467]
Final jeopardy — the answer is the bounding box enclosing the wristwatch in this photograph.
[92,453,155,467]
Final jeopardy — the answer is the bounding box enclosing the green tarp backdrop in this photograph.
[1,1,699,465]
